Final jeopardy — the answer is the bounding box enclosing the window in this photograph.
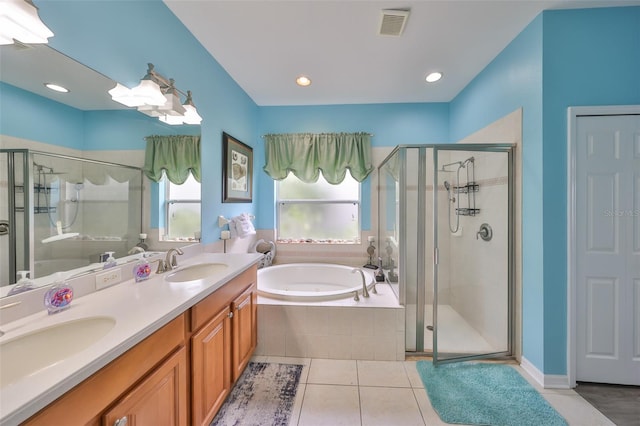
[165,173,200,240]
[277,171,360,243]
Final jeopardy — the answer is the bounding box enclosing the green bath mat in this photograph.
[416,361,568,426]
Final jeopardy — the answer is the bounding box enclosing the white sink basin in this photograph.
[0,316,116,388]
[165,263,229,283]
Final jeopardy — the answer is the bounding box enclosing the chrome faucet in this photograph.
[164,247,184,271]
[351,268,369,298]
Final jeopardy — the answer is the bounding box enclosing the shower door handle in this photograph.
[0,220,8,236]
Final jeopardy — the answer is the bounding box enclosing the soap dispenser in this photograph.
[103,251,117,269]
[44,272,73,314]
[133,254,152,282]
[7,271,35,295]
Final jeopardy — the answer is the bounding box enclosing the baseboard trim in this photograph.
[520,357,570,389]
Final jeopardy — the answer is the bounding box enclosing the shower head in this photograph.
[440,160,462,172]
[462,156,475,167]
[444,181,450,191]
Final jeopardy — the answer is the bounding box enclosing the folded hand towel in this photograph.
[230,213,256,239]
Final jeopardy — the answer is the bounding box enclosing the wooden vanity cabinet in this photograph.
[190,265,258,426]
[23,314,187,426]
[231,283,257,382]
[102,346,188,426]
[23,264,258,426]
[190,305,232,426]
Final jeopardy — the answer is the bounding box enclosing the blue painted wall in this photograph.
[256,103,449,229]
[37,0,260,244]
[1,82,84,149]
[83,110,199,151]
[449,14,545,371]
[540,6,640,374]
[449,6,640,375]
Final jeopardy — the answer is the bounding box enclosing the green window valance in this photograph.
[262,132,373,184]
[143,135,201,184]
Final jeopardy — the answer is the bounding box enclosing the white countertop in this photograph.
[0,252,262,426]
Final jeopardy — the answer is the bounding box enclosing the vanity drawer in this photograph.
[190,265,257,332]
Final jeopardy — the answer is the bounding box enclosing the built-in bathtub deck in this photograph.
[256,282,405,361]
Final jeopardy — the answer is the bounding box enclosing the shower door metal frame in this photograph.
[431,144,515,365]
[1,149,32,285]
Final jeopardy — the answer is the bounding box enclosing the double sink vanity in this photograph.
[0,249,263,426]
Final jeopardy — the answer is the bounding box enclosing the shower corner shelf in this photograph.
[453,182,479,194]
[456,208,480,217]
[14,184,57,194]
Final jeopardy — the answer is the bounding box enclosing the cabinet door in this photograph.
[191,306,232,426]
[231,284,257,382]
[102,346,187,426]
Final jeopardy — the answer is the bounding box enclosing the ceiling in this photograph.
[165,0,640,106]
[0,43,125,111]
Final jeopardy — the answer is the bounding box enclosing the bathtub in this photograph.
[257,263,376,301]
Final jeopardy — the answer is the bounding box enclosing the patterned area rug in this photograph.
[417,361,568,426]
[211,362,303,426]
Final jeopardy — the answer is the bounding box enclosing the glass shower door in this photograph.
[431,145,514,364]
[0,150,30,286]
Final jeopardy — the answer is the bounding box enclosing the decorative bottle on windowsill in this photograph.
[375,257,386,282]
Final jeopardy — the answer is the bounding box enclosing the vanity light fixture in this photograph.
[44,83,69,93]
[425,72,443,83]
[109,63,202,125]
[0,0,54,45]
[159,91,202,125]
[138,79,186,117]
[296,75,312,87]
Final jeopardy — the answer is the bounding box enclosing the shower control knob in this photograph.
[476,223,493,241]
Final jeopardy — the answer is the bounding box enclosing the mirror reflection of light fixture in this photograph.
[108,83,146,107]
[0,0,54,45]
[110,63,202,125]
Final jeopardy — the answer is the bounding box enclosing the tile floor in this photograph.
[251,356,616,426]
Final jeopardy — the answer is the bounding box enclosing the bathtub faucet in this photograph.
[351,268,369,299]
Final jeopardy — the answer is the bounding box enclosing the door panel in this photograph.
[586,173,618,252]
[576,114,640,385]
[586,277,618,357]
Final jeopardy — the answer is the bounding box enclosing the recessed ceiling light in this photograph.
[296,76,312,87]
[44,83,69,93]
[425,72,443,83]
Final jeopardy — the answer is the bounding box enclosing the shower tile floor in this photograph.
[250,356,615,425]
[423,304,497,353]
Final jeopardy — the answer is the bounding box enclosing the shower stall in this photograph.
[378,144,514,364]
[0,149,143,286]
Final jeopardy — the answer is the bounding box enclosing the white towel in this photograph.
[230,213,256,238]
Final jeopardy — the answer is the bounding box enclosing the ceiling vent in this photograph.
[379,9,410,37]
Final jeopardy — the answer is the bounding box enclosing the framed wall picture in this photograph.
[222,132,253,203]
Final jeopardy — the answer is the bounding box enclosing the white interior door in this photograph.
[575,113,640,385]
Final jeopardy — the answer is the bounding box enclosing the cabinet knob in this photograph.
[114,416,128,426]
[228,311,234,318]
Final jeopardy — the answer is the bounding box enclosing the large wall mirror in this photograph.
[0,44,201,294]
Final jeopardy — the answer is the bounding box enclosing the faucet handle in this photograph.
[154,259,167,274]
